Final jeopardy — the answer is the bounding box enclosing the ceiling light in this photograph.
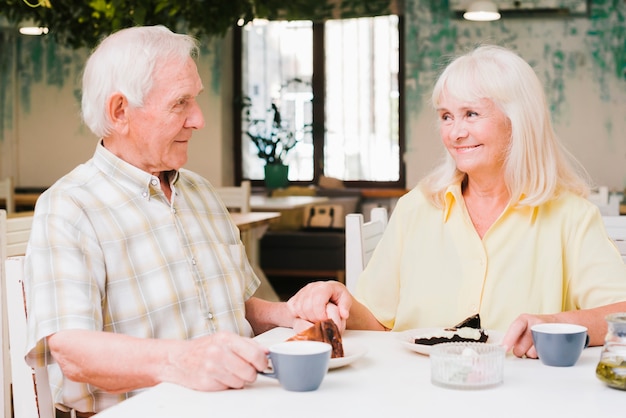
[18,18,49,35]
[19,26,49,35]
[463,1,501,21]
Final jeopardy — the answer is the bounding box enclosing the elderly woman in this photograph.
[288,45,626,359]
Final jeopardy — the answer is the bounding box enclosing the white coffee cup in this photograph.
[259,341,331,391]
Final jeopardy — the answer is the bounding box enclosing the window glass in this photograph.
[325,15,400,181]
[242,21,313,181]
[240,15,401,184]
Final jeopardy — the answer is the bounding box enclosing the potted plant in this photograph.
[243,99,303,189]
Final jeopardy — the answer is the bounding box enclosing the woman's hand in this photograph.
[287,280,352,332]
[501,313,559,358]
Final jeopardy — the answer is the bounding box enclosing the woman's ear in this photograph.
[107,93,129,134]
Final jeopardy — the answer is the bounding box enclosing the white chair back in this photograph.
[345,207,388,293]
[0,210,9,418]
[603,216,626,263]
[5,213,34,257]
[215,181,251,213]
[0,178,14,215]
[589,187,620,216]
[5,256,54,418]
[2,210,47,418]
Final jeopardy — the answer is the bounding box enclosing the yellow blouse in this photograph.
[356,184,626,331]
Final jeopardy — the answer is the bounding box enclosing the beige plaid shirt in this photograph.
[25,142,260,412]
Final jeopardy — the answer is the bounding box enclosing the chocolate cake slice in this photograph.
[413,314,488,346]
[451,313,481,330]
[287,319,344,358]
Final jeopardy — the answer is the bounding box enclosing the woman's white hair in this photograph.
[81,25,199,138]
[421,44,590,208]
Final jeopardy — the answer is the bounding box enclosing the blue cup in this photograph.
[531,323,589,367]
[259,341,331,391]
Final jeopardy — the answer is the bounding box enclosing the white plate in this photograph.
[397,328,504,356]
[329,340,367,369]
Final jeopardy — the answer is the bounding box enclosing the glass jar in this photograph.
[596,313,626,390]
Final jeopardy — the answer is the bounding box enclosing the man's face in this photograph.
[125,56,205,175]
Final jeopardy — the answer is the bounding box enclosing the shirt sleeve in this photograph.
[564,205,626,310]
[25,196,105,367]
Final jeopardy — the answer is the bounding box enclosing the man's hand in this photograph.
[166,332,269,391]
[48,329,269,393]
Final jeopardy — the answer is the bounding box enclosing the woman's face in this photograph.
[437,92,512,179]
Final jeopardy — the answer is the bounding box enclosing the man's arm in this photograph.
[47,329,268,393]
[245,297,295,335]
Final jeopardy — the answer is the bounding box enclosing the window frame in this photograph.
[232,16,406,189]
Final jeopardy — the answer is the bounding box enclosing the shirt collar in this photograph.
[443,184,463,223]
[92,140,180,200]
[442,183,537,224]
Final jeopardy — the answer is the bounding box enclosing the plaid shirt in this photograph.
[25,142,260,412]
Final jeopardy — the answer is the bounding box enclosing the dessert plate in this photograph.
[329,340,367,369]
[397,328,504,356]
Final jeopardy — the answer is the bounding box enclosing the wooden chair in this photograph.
[603,216,626,263]
[5,256,54,418]
[345,207,388,293]
[0,178,15,215]
[215,181,251,213]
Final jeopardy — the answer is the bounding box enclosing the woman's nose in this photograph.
[448,120,468,141]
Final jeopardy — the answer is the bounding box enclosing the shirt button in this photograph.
[191,258,197,265]
[151,179,158,186]
[207,312,214,320]
[142,192,148,198]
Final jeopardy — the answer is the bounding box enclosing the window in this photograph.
[234,15,404,188]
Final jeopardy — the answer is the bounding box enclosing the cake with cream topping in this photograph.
[413,314,488,346]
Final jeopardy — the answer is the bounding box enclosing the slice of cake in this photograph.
[287,319,344,358]
[413,314,488,346]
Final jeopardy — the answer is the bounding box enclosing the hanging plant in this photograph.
[0,0,393,49]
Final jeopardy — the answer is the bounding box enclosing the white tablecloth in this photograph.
[94,327,622,417]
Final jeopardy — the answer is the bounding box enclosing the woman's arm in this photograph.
[501,301,626,358]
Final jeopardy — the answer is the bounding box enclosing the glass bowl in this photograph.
[430,342,505,389]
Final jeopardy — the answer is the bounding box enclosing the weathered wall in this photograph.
[0,0,624,191]
[0,29,232,188]
[404,0,626,190]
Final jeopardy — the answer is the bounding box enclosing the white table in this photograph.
[93,328,621,417]
[250,195,329,211]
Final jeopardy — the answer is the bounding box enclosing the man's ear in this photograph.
[107,93,129,133]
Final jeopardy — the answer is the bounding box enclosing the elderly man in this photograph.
[25,25,301,417]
